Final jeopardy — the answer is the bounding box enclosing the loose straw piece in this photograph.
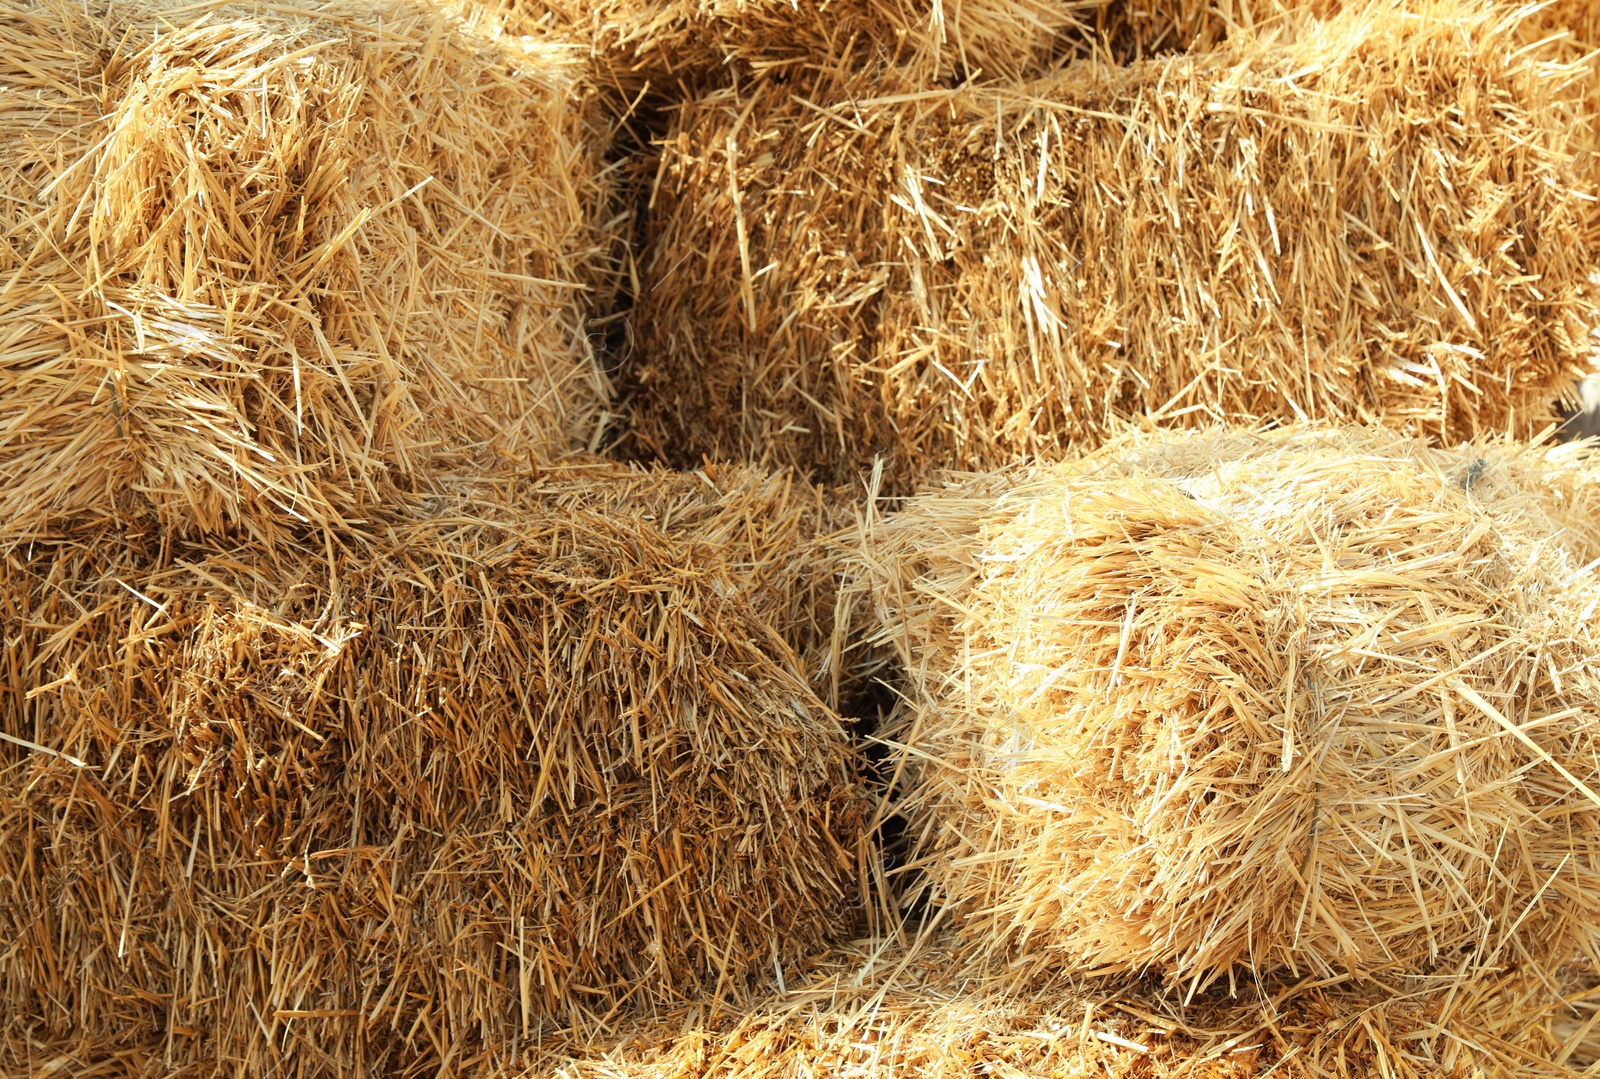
[0,729,86,768]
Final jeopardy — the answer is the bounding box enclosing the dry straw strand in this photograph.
[1521,0,1600,257]
[435,455,865,701]
[496,0,1109,100]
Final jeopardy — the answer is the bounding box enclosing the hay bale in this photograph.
[0,0,614,545]
[629,1,1597,491]
[531,932,1591,1078]
[0,483,868,1071]
[858,425,1600,990]
[508,0,1348,94]
[503,0,1104,97]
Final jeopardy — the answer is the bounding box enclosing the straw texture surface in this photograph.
[502,0,1105,97]
[0,0,613,545]
[1098,0,1344,57]
[0,478,868,1074]
[629,1,1596,490]
[859,425,1600,991]
[437,457,862,701]
[1528,0,1600,251]
[534,935,1600,1078]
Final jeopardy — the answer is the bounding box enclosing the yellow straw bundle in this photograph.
[0,0,614,545]
[505,0,1105,96]
[0,478,868,1073]
[631,1,1596,490]
[860,425,1600,991]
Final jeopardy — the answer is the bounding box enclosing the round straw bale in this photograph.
[628,1,1597,491]
[861,425,1600,990]
[0,492,868,1070]
[0,0,614,546]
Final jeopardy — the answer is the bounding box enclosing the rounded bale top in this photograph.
[861,424,1600,989]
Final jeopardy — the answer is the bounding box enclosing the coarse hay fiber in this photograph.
[1098,0,1344,58]
[628,0,1597,491]
[1525,0,1600,248]
[497,0,1104,99]
[436,455,865,704]
[531,933,1600,1078]
[1528,0,1600,122]
[857,424,1600,992]
[0,479,869,1075]
[501,0,1351,96]
[0,0,616,547]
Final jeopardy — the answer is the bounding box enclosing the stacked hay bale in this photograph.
[859,425,1600,991]
[500,0,1102,95]
[502,0,1356,94]
[0,3,873,1074]
[533,934,1597,1077]
[5,0,1599,1072]
[0,0,616,545]
[0,482,868,1072]
[629,1,1596,490]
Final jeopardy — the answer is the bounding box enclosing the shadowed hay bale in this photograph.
[0,491,868,1072]
[628,1,1596,491]
[858,425,1600,991]
[534,936,1600,1078]
[0,0,614,546]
